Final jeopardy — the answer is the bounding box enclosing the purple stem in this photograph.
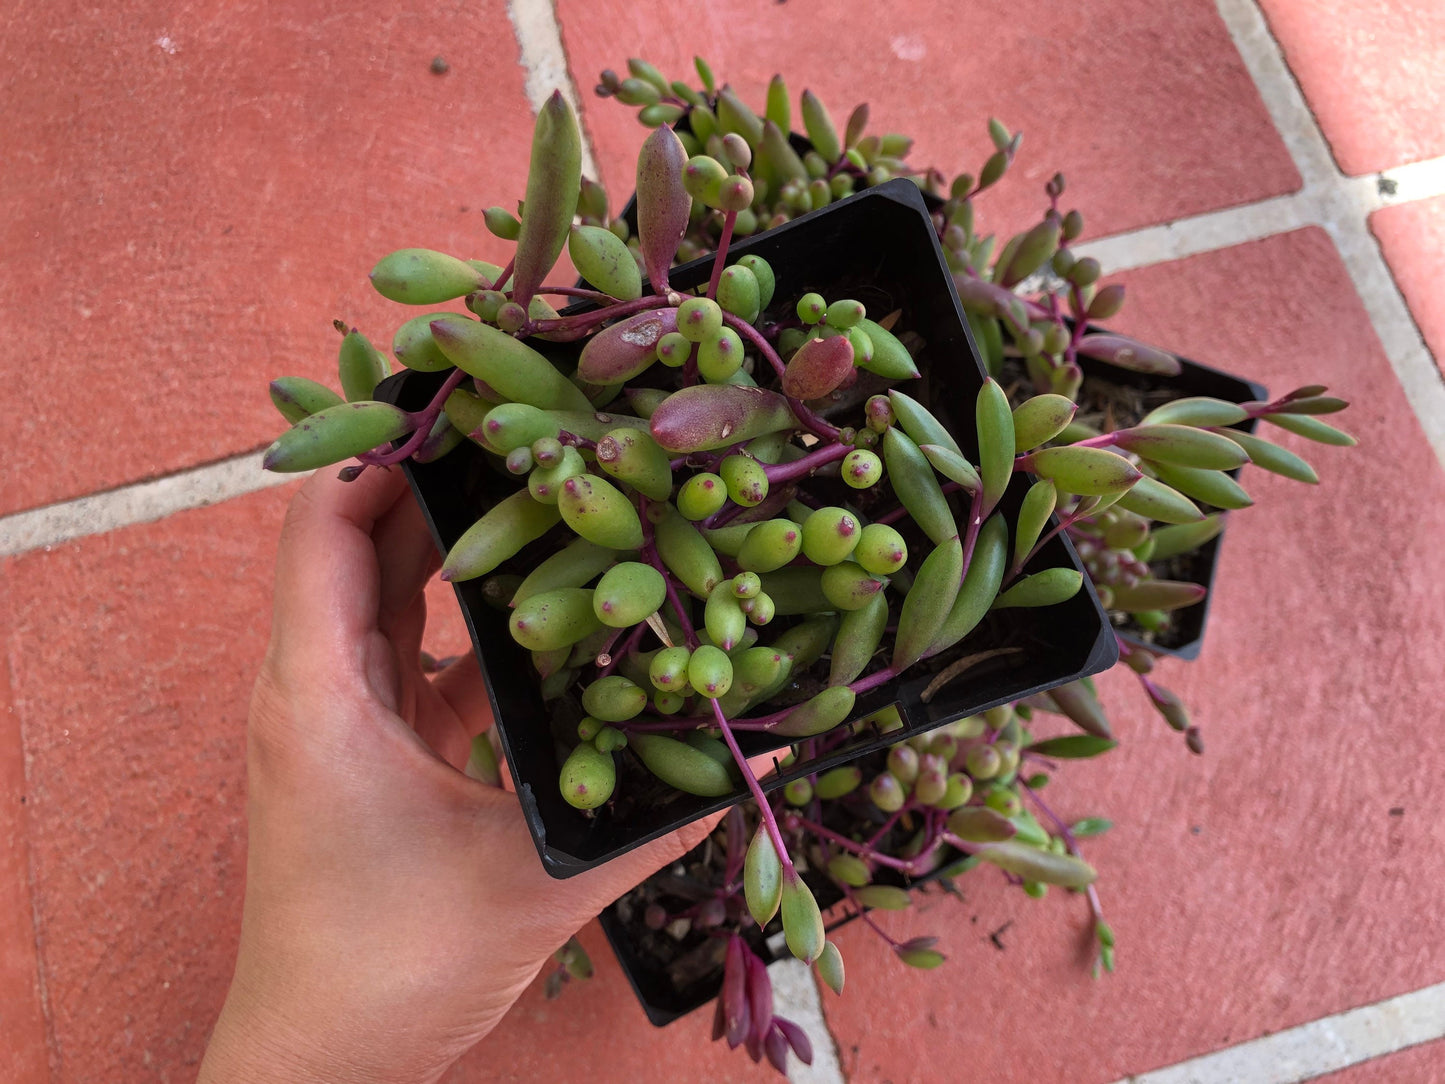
[537,284,625,302]
[725,665,900,732]
[488,257,514,292]
[719,313,842,441]
[358,367,469,466]
[1018,776,1106,925]
[711,698,797,878]
[523,295,671,338]
[788,814,940,875]
[707,209,738,300]
[762,442,849,485]
[596,622,648,678]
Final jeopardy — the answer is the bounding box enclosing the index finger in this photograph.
[269,466,410,666]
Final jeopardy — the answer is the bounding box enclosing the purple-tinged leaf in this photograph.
[635,126,691,294]
[774,1017,814,1066]
[511,92,581,311]
[1076,333,1181,376]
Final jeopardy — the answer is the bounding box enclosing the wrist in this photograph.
[198,979,447,1084]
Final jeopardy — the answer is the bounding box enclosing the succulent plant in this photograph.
[261,58,1355,1078]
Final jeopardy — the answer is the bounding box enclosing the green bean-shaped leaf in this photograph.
[338,330,391,401]
[1141,396,1249,427]
[595,427,673,501]
[441,490,563,583]
[262,401,411,472]
[1107,580,1207,613]
[976,841,1096,887]
[716,86,765,146]
[1013,480,1057,569]
[557,474,644,550]
[269,376,343,424]
[628,732,735,796]
[654,507,725,597]
[800,89,842,162]
[568,225,643,301]
[780,874,825,963]
[430,319,593,412]
[1114,475,1204,524]
[1026,735,1117,759]
[369,248,484,305]
[976,379,1015,514]
[927,514,1008,656]
[882,428,957,545]
[1011,394,1078,453]
[854,319,920,380]
[991,568,1082,609]
[772,686,857,737]
[889,390,961,455]
[1261,412,1356,446]
[1148,462,1252,510]
[815,942,845,995]
[758,119,808,187]
[508,587,601,651]
[1024,446,1141,497]
[1225,430,1318,484]
[828,592,889,686]
[854,885,911,911]
[892,537,964,671]
[512,538,619,604]
[1113,425,1249,470]
[744,825,783,926]
[511,91,582,310]
[1148,515,1225,561]
[919,444,982,493]
[1046,679,1112,739]
[946,806,1017,842]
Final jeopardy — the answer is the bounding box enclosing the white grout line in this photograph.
[1115,981,1445,1084]
[0,453,301,558]
[506,0,600,182]
[767,956,846,1084]
[1077,0,1445,470]
[500,21,843,1074]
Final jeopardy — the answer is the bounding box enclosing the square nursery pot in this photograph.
[1073,344,1267,660]
[601,743,970,1026]
[376,179,1116,879]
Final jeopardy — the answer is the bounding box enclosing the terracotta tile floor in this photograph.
[2,2,1443,1082]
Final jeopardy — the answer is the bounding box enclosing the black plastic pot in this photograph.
[377,179,1116,879]
[1074,348,1267,660]
[600,798,969,1026]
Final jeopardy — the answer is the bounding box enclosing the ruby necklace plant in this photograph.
[261,61,1353,1077]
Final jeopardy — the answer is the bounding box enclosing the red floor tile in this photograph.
[557,0,1299,244]
[0,589,50,1084]
[1315,1038,1445,1082]
[820,227,1445,1081]
[443,921,776,1083]
[1258,0,1445,175]
[0,0,536,519]
[3,488,294,1080]
[1371,196,1445,376]
[0,479,780,1080]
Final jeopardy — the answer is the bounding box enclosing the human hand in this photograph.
[199,467,717,1083]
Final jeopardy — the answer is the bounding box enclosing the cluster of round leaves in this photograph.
[593,58,932,261]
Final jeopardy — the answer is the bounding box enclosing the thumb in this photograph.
[562,812,725,916]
